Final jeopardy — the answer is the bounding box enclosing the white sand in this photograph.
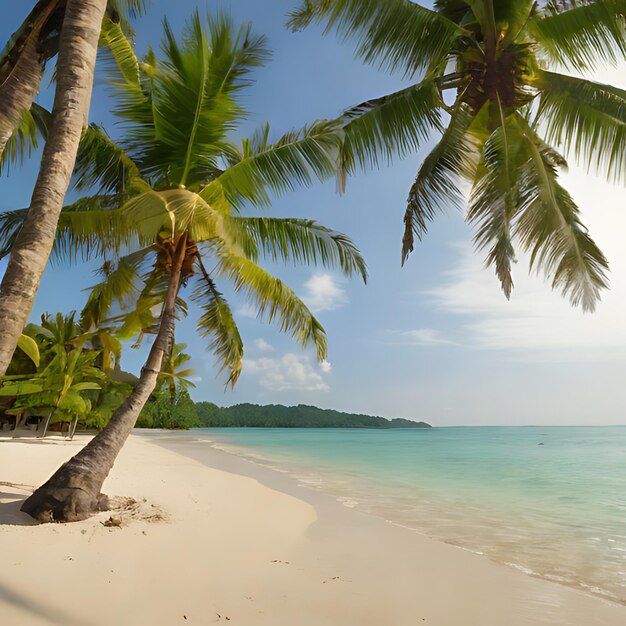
[0,431,624,626]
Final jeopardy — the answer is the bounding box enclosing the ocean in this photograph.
[193,426,626,603]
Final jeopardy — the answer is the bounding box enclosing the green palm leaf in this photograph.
[80,247,155,328]
[515,120,609,311]
[288,0,466,77]
[530,0,626,70]
[226,216,367,282]
[99,15,142,87]
[151,12,270,186]
[74,123,142,193]
[213,244,327,361]
[0,102,50,174]
[402,104,479,264]
[192,260,243,388]
[339,80,442,183]
[204,121,341,207]
[467,112,524,298]
[534,70,626,183]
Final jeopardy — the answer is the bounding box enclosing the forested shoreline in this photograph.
[193,402,431,429]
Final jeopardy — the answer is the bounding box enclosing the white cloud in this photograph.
[244,353,331,392]
[301,274,348,313]
[320,360,332,373]
[392,328,454,346]
[236,303,257,319]
[253,338,274,352]
[424,163,626,361]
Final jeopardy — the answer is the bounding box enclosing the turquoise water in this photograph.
[195,426,626,603]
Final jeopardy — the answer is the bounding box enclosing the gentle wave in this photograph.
[194,426,626,603]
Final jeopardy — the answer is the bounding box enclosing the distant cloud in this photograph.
[302,274,348,313]
[236,303,257,319]
[390,328,454,346]
[253,338,274,352]
[244,353,331,392]
[425,185,626,361]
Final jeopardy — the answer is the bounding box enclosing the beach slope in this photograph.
[0,432,624,626]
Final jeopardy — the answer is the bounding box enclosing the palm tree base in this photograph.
[21,457,110,522]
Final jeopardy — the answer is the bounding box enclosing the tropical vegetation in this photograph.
[0,312,130,437]
[196,402,430,428]
[0,0,146,378]
[0,11,366,522]
[290,0,626,311]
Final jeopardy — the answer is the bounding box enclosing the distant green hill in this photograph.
[195,402,431,429]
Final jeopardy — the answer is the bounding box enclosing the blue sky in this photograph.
[1,1,625,425]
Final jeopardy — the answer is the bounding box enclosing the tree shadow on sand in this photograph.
[0,578,95,626]
[0,482,38,526]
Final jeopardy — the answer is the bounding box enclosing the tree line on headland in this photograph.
[194,402,431,429]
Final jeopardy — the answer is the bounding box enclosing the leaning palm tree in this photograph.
[290,0,626,310]
[2,13,366,522]
[0,0,145,378]
[0,0,145,165]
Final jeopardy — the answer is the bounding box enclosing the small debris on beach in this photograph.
[100,516,122,528]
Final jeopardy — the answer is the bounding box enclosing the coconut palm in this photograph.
[0,0,147,378]
[2,12,366,522]
[0,0,145,166]
[160,343,196,402]
[290,0,626,310]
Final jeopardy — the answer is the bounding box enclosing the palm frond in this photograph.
[150,12,270,186]
[106,0,149,20]
[0,103,50,174]
[225,216,367,281]
[467,111,524,298]
[54,198,139,262]
[339,80,442,184]
[287,0,466,77]
[402,103,478,263]
[202,120,341,207]
[534,70,626,183]
[121,187,225,243]
[99,15,142,87]
[515,119,609,311]
[74,123,142,193]
[192,259,243,388]
[80,247,155,328]
[530,0,626,70]
[213,244,327,361]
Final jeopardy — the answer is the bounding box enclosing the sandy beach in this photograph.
[1,431,625,626]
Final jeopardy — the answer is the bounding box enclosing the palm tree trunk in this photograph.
[21,234,189,523]
[68,415,78,440]
[11,413,26,438]
[40,407,57,438]
[0,0,107,378]
[0,0,62,160]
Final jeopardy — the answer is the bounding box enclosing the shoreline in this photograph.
[150,429,626,607]
[0,430,624,625]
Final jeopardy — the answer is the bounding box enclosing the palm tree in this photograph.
[0,0,145,378]
[3,13,366,522]
[290,0,626,310]
[160,343,196,402]
[0,312,105,437]
[0,0,62,161]
[0,0,145,166]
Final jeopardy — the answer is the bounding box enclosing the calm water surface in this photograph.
[194,426,626,602]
